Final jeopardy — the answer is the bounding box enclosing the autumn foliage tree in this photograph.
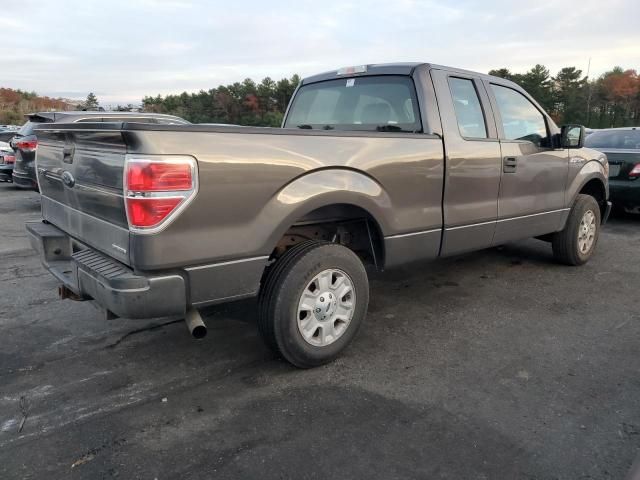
[0,89,73,124]
[142,74,300,126]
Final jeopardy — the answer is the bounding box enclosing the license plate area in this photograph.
[609,164,620,177]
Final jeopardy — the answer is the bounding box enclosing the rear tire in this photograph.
[258,241,369,368]
[552,194,601,266]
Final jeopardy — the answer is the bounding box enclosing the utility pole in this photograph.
[585,57,593,125]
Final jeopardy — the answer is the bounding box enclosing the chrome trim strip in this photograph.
[185,256,269,271]
[446,219,495,231]
[385,228,441,239]
[445,209,570,231]
[497,208,570,223]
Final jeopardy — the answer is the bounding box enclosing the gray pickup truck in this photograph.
[27,62,610,368]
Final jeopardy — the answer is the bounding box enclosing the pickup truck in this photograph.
[27,62,611,368]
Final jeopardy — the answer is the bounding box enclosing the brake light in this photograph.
[16,139,38,152]
[126,161,192,191]
[629,163,640,178]
[4,155,15,164]
[124,156,197,231]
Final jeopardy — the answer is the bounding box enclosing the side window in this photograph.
[448,77,488,139]
[491,84,548,147]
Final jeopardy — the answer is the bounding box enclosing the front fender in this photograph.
[566,154,608,207]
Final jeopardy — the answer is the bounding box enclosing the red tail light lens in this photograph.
[4,155,15,164]
[629,163,640,178]
[16,139,38,152]
[124,156,197,231]
[125,197,182,228]
[126,161,192,191]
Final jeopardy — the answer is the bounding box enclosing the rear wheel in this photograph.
[552,194,601,266]
[258,241,369,368]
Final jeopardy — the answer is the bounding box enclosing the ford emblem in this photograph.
[61,171,75,188]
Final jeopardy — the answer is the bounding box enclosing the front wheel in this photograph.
[552,194,601,266]
[258,241,369,368]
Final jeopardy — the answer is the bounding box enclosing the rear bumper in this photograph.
[26,221,187,319]
[609,180,640,208]
[12,169,38,189]
[0,164,13,181]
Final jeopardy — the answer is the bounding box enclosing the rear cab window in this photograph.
[284,75,422,133]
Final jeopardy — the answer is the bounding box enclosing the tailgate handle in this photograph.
[62,145,75,163]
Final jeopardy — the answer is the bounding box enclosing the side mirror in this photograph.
[561,124,585,149]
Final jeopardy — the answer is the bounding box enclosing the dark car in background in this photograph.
[585,127,640,213]
[0,126,19,142]
[0,141,16,182]
[10,111,190,190]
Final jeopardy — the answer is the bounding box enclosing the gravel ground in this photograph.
[0,182,638,479]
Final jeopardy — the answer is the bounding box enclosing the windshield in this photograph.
[585,129,640,149]
[284,75,422,133]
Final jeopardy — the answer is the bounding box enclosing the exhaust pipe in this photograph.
[185,308,207,339]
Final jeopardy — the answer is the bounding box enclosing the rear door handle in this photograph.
[503,156,517,173]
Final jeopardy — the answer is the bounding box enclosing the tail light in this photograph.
[629,163,640,178]
[4,155,15,164]
[124,155,198,232]
[15,139,38,152]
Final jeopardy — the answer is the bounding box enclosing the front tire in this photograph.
[258,241,369,368]
[552,194,601,266]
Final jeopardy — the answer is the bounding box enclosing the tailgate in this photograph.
[35,123,131,265]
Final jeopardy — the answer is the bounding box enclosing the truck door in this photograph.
[430,69,502,255]
[485,82,569,244]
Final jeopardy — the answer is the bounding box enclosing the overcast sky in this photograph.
[2,0,638,105]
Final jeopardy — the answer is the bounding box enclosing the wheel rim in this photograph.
[297,268,356,347]
[577,209,597,254]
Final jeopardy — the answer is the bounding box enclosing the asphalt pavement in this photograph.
[0,182,638,479]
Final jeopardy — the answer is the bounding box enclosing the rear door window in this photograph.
[448,77,487,139]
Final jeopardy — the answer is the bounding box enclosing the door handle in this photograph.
[503,156,517,173]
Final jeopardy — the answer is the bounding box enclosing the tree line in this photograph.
[142,75,301,126]
[143,65,638,128]
[2,66,638,128]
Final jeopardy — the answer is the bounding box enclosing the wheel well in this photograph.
[272,204,384,269]
[579,179,607,218]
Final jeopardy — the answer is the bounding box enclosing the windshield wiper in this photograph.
[375,125,415,133]
[297,124,335,130]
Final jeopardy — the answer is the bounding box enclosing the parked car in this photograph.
[11,111,190,190]
[585,127,640,213]
[0,126,19,143]
[0,141,16,182]
[27,62,610,368]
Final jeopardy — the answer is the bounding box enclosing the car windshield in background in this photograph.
[284,75,422,133]
[585,129,640,149]
[16,121,40,136]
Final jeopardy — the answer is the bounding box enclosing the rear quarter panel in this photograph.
[125,128,445,270]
